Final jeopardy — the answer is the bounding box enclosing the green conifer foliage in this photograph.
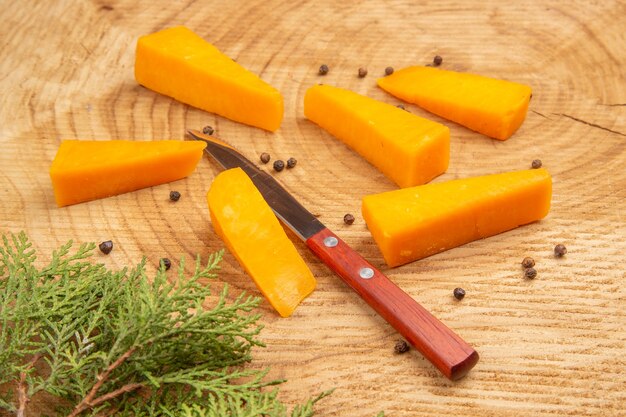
[0,232,331,417]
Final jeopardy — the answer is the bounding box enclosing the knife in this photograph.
[188,129,479,380]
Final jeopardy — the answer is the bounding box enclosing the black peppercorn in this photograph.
[524,267,537,279]
[160,258,172,271]
[522,257,535,269]
[169,191,181,202]
[273,160,285,172]
[343,213,355,225]
[286,157,297,169]
[358,67,368,78]
[384,66,394,76]
[202,125,214,135]
[260,152,271,164]
[554,244,567,257]
[394,339,410,354]
[318,64,329,75]
[433,55,443,66]
[159,258,172,271]
[99,240,113,255]
[453,287,465,300]
[531,159,542,169]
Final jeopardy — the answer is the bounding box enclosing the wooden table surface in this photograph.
[1,0,625,415]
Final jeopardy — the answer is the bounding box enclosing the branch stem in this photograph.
[16,353,43,417]
[67,346,137,417]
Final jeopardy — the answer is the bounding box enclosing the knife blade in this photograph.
[188,129,479,380]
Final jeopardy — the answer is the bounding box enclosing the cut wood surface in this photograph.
[0,0,624,416]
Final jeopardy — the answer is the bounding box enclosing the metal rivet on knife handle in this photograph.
[359,267,374,279]
[323,236,338,247]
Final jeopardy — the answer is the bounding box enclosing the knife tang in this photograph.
[306,228,479,380]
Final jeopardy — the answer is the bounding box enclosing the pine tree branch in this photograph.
[1,234,335,416]
[16,353,42,417]
[67,346,137,417]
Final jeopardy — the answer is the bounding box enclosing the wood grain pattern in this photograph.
[0,0,624,415]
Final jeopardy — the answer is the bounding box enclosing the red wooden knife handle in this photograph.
[306,228,479,380]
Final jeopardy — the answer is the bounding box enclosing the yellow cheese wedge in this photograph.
[207,168,316,317]
[362,168,552,267]
[378,66,532,140]
[135,26,284,132]
[304,84,450,188]
[49,140,206,207]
